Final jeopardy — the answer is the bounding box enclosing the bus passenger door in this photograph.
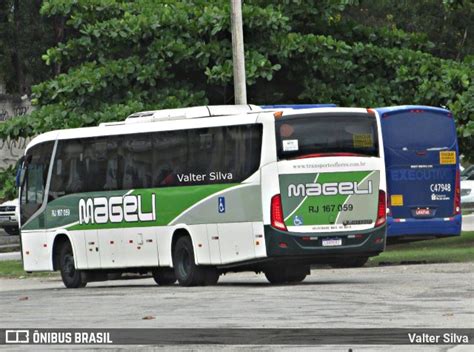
[83,229,101,268]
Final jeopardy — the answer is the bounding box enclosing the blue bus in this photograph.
[376,105,462,241]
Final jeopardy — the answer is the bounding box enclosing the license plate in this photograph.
[322,238,342,247]
[415,208,431,216]
[0,216,9,221]
[413,208,434,217]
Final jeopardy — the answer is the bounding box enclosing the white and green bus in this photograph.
[18,105,387,287]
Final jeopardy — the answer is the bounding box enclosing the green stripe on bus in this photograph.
[23,184,237,231]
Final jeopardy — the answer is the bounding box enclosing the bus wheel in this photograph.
[3,226,19,236]
[287,266,309,283]
[152,268,177,286]
[265,265,308,284]
[59,241,87,288]
[264,265,290,284]
[172,236,205,286]
[331,256,369,268]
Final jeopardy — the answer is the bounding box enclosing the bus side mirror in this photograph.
[16,156,25,188]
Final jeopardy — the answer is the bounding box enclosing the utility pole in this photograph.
[230,0,247,105]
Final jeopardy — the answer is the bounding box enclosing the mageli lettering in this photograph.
[79,194,156,225]
[288,181,372,197]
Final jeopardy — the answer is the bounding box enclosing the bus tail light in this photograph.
[454,168,461,215]
[375,190,386,227]
[271,194,287,231]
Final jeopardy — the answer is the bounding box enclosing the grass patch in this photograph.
[0,260,58,278]
[369,231,474,266]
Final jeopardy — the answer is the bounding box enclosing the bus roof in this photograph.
[122,104,261,124]
[25,106,370,152]
[376,105,451,116]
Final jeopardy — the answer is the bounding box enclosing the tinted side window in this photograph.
[152,130,188,187]
[150,124,262,187]
[180,124,262,186]
[225,124,262,182]
[48,124,263,196]
[20,142,54,224]
[49,140,85,197]
[82,137,122,192]
[122,135,153,189]
[187,127,225,183]
[50,137,122,197]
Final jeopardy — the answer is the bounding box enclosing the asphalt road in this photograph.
[1,263,472,329]
[0,263,472,350]
[0,225,472,350]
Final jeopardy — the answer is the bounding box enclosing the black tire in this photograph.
[330,256,369,268]
[3,226,19,236]
[59,241,87,288]
[152,268,177,286]
[264,268,288,284]
[265,265,309,284]
[172,236,206,286]
[286,272,308,283]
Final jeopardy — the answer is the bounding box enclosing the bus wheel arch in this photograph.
[52,234,71,271]
[171,228,219,286]
[52,233,87,288]
[171,228,193,264]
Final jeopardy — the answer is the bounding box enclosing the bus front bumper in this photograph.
[264,225,386,263]
[386,215,462,238]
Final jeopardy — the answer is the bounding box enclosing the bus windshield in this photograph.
[382,112,456,150]
[275,113,379,160]
[20,142,54,225]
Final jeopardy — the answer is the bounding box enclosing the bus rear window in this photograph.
[275,113,379,160]
[382,111,456,150]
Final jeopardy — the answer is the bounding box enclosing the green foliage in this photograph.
[0,166,17,201]
[342,0,474,60]
[0,0,472,168]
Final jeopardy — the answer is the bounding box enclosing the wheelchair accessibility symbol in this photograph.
[218,197,226,213]
[293,215,303,226]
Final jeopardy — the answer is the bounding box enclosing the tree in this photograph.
[341,0,474,61]
[0,0,57,95]
[0,0,472,159]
